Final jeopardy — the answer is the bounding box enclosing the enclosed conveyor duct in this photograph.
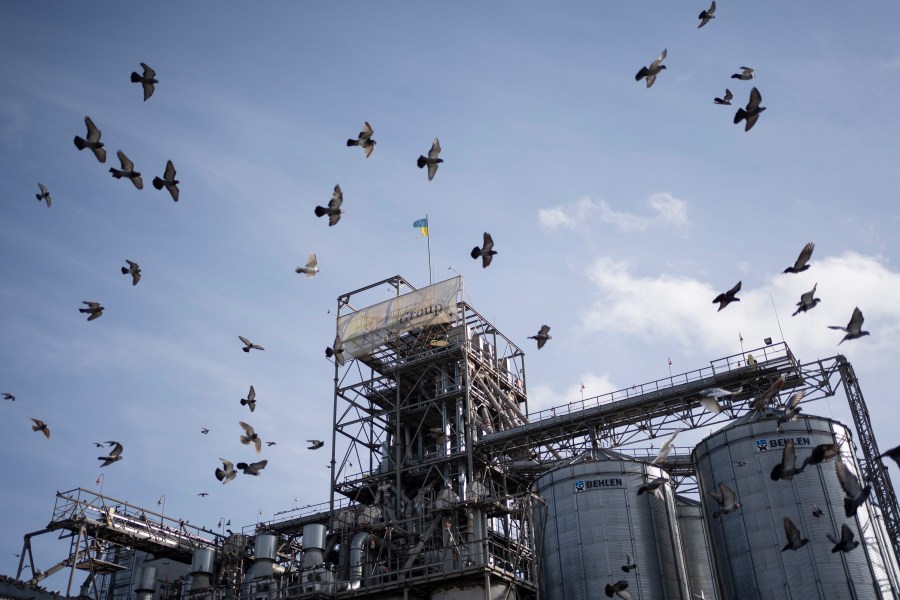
[135,566,157,600]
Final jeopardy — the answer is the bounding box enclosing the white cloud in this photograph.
[581,252,900,366]
[528,372,617,414]
[538,193,689,235]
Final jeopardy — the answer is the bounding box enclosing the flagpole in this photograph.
[426,212,433,285]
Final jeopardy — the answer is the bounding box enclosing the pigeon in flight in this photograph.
[152,160,179,201]
[827,523,859,553]
[201,428,209,435]
[781,517,809,552]
[836,461,871,517]
[239,422,262,453]
[604,580,635,600]
[770,439,803,481]
[879,444,900,468]
[325,333,346,366]
[637,476,667,501]
[73,116,107,163]
[79,301,104,321]
[651,429,680,464]
[98,441,124,467]
[347,121,376,158]
[197,492,209,497]
[776,391,804,432]
[2,393,14,401]
[30,418,50,439]
[314,185,343,226]
[35,183,51,207]
[635,49,667,88]
[731,67,755,80]
[792,283,821,316]
[307,440,325,450]
[712,281,741,311]
[800,443,841,470]
[93,442,105,448]
[713,88,732,105]
[295,253,319,278]
[237,460,268,476]
[215,459,237,484]
[471,232,497,268]
[238,336,264,352]
[266,441,276,447]
[240,385,257,412]
[752,374,786,411]
[812,504,824,518]
[783,243,815,274]
[109,150,144,189]
[698,1,716,27]
[698,387,741,414]
[621,550,636,573]
[417,138,443,181]
[707,482,741,517]
[734,87,766,131]
[828,307,870,345]
[121,260,141,286]
[130,62,158,101]
[528,325,551,350]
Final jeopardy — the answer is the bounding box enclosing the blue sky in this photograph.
[2,2,900,588]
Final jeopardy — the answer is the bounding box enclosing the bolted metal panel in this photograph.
[534,450,690,600]
[693,413,900,599]
[676,497,719,600]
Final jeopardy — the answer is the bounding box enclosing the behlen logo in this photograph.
[575,478,623,491]
[756,439,768,452]
[575,480,585,492]
[757,437,812,452]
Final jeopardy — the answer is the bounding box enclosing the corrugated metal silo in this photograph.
[534,450,691,600]
[693,412,900,599]
[676,495,719,600]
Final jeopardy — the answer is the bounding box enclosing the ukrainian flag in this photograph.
[413,218,428,237]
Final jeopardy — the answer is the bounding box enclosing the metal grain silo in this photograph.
[675,496,718,600]
[692,412,900,599]
[534,450,691,600]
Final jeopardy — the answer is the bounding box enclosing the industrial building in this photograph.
[9,276,900,599]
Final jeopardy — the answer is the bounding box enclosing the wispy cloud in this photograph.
[538,193,689,235]
[528,372,617,413]
[880,56,900,70]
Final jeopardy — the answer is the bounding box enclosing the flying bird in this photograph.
[239,422,262,453]
[707,482,741,517]
[240,385,257,412]
[770,439,803,481]
[734,87,766,131]
[528,325,551,350]
[637,476,667,501]
[713,88,732,105]
[152,160,179,201]
[827,523,859,553]
[30,418,50,439]
[836,461,872,517]
[712,281,741,311]
[635,48,667,87]
[781,517,809,552]
[800,443,841,470]
[698,0,716,27]
[470,232,497,268]
[201,428,209,435]
[197,492,209,497]
[307,440,325,450]
[2,393,15,401]
[266,441,276,447]
[776,391,805,432]
[236,460,268,476]
[215,459,237,484]
[792,283,821,316]
[295,253,319,278]
[812,504,824,518]
[121,260,141,286]
[73,116,107,163]
[130,62,158,101]
[879,444,900,468]
[828,307,870,345]
[652,429,680,464]
[783,243,815,274]
[314,185,344,226]
[79,301,104,321]
[98,441,124,467]
[238,336,264,352]
[325,333,346,366]
[752,374,786,411]
[347,121,376,158]
[417,138,443,181]
[35,183,51,207]
[698,386,741,414]
[109,150,143,189]
[731,67,755,80]
[93,442,104,448]
[621,550,636,573]
[604,580,635,600]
